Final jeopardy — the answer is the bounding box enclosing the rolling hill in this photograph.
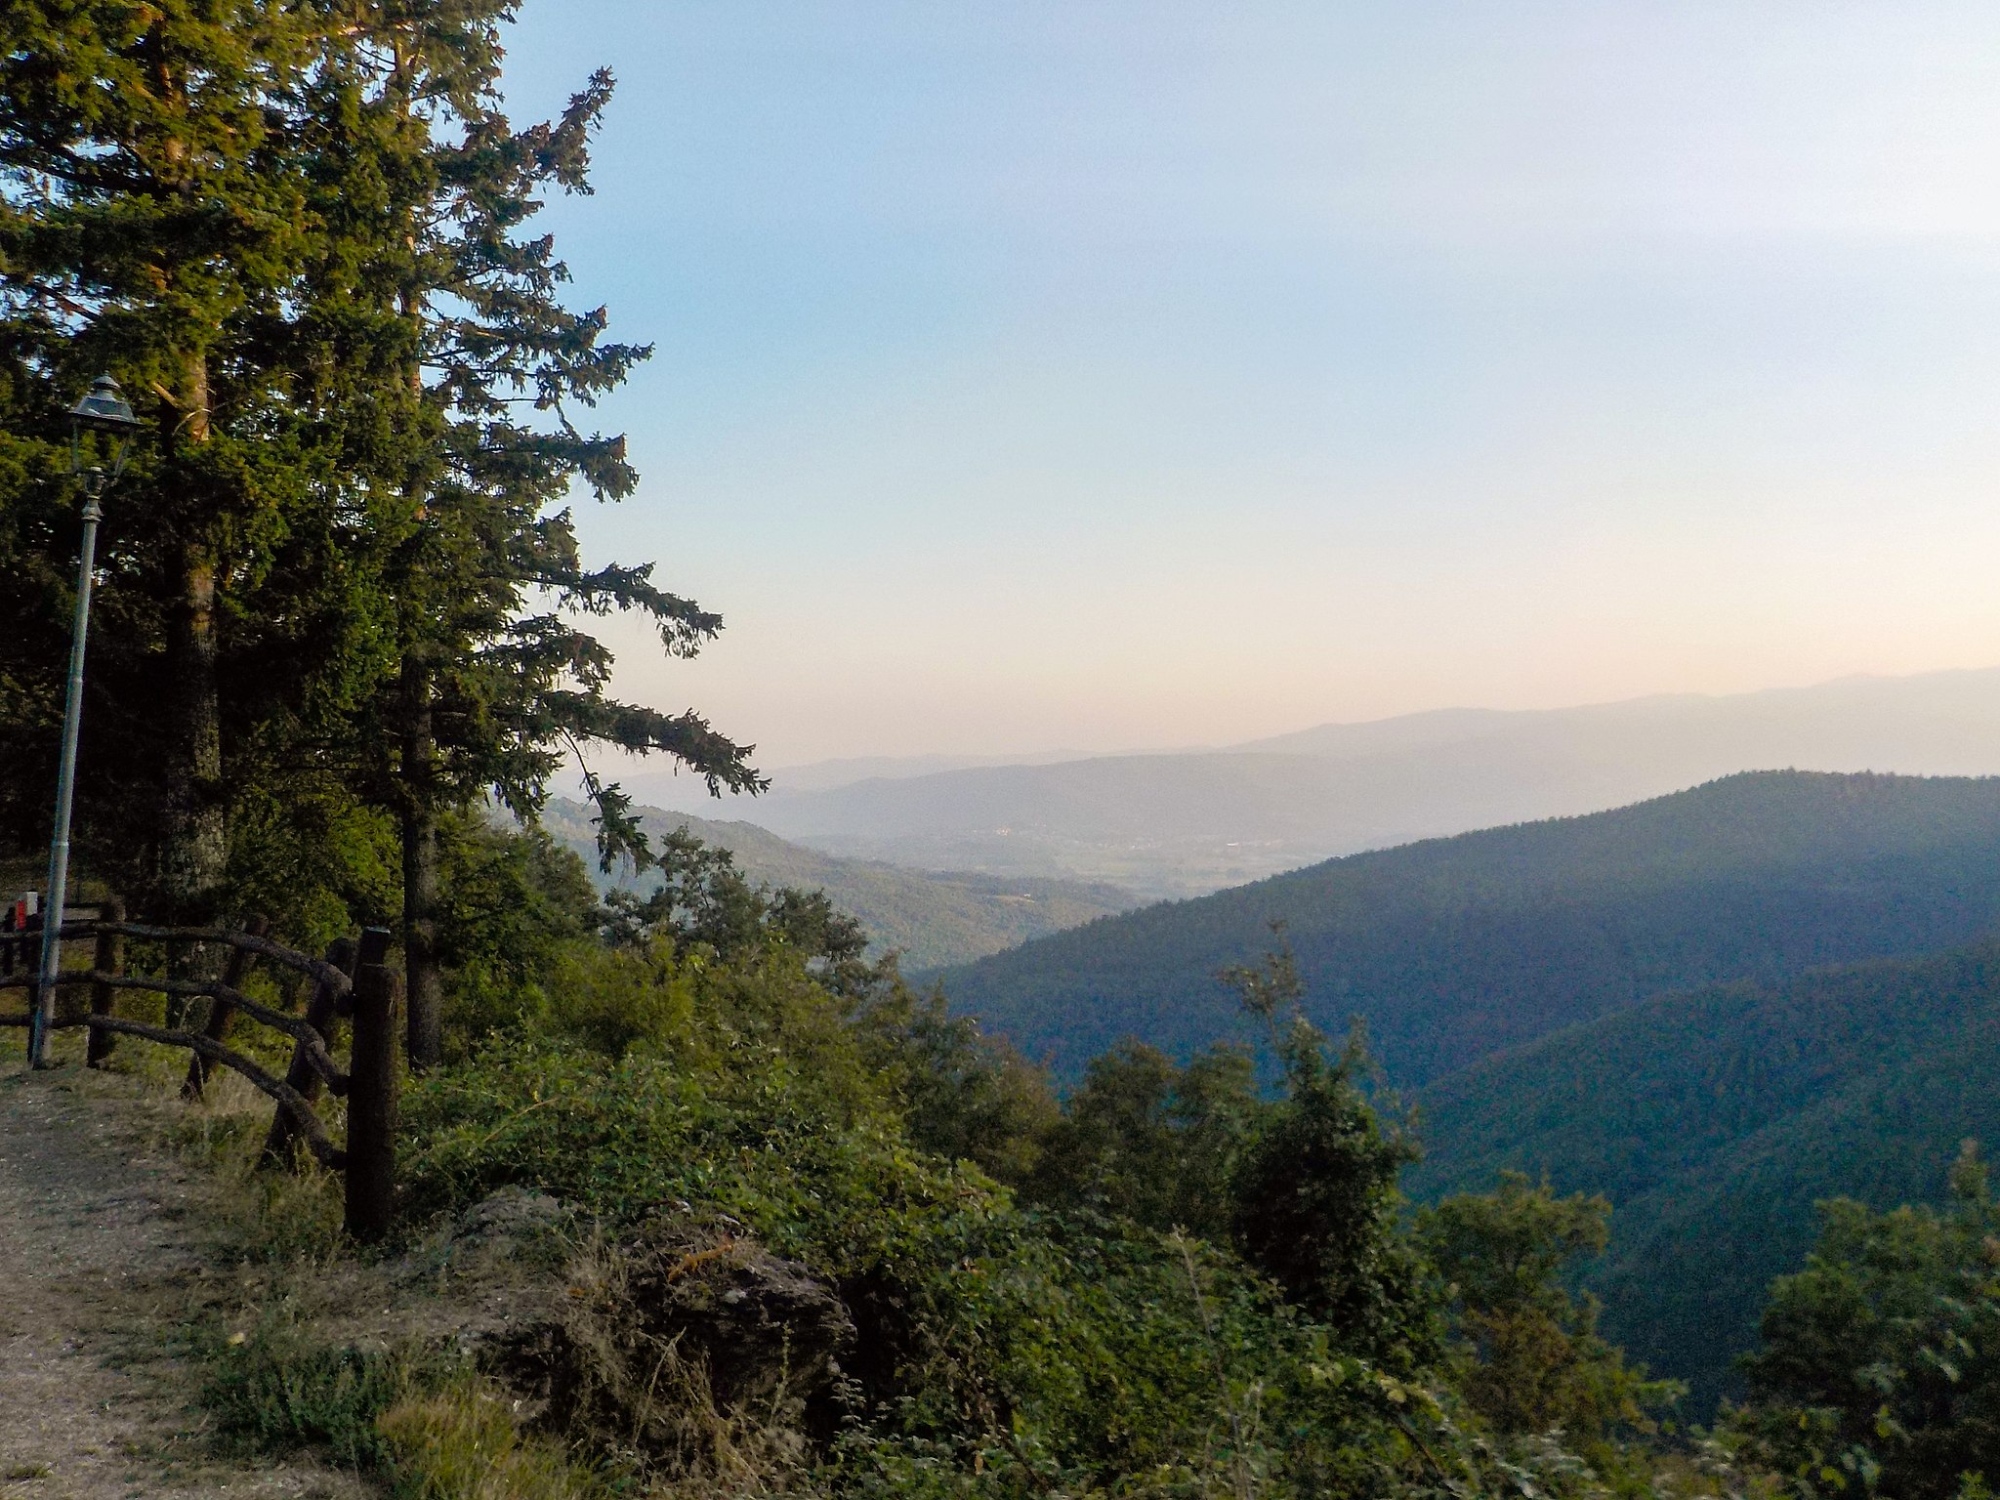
[537,799,1136,971]
[628,668,2000,899]
[931,770,2000,1086]
[1408,943,2000,1415]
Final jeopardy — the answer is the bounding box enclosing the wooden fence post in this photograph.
[260,935,358,1169]
[183,915,269,1099]
[344,928,399,1243]
[86,896,125,1068]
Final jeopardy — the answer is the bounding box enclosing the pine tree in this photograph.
[2,4,760,1015]
[284,4,762,1063]
[0,4,364,927]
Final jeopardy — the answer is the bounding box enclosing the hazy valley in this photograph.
[537,797,1138,971]
[631,667,2000,899]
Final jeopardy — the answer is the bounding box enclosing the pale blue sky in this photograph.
[500,2,2000,768]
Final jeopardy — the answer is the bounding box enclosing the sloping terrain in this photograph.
[1409,944,2000,1415]
[540,798,1136,971]
[933,771,2000,1085]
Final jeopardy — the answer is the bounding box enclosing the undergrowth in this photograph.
[377,1381,611,1500]
[202,1323,425,1471]
[28,846,1788,1499]
[203,1325,609,1499]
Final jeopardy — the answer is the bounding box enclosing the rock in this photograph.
[492,1215,855,1467]
[456,1186,567,1249]
[618,1218,854,1410]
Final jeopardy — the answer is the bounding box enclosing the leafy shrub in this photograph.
[438,816,603,1045]
[398,937,1473,1496]
[1026,1039,1258,1238]
[1417,1172,1684,1500]
[386,834,1738,1496]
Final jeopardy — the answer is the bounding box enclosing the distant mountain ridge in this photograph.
[931,770,2000,1086]
[1409,942,2000,1414]
[538,798,1135,971]
[626,668,2000,898]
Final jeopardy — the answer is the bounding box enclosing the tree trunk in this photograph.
[401,650,441,1070]
[159,354,224,1022]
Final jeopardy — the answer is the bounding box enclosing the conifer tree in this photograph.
[2,5,759,1020]
[0,4,360,926]
[299,5,762,1064]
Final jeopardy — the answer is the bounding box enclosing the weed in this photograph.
[378,1379,611,1500]
[220,1156,348,1265]
[203,1323,448,1470]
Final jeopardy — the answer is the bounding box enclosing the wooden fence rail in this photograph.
[0,913,399,1240]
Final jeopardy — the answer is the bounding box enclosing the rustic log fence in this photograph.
[0,905,402,1241]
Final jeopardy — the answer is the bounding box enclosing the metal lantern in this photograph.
[67,374,141,497]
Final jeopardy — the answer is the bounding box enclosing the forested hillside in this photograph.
[538,798,1135,969]
[935,770,2000,1084]
[1409,942,2000,1415]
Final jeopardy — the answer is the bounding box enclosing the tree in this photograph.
[1416,1173,1678,1444]
[0,3,367,930]
[598,830,870,976]
[291,5,762,1066]
[857,985,1061,1185]
[1018,934,1430,1359]
[1733,1142,2000,1500]
[1,5,759,1034]
[1227,1011,1425,1352]
[1026,1040,1260,1239]
[1205,939,1427,1354]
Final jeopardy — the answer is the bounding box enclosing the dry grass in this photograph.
[378,1381,607,1500]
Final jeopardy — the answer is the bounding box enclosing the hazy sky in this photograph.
[498,1,2000,770]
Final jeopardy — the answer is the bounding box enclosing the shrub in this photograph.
[203,1326,423,1470]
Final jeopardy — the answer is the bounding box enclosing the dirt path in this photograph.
[0,1067,367,1499]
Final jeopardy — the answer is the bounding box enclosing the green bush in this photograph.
[382,834,1718,1496]
[395,940,1463,1496]
[203,1326,434,1470]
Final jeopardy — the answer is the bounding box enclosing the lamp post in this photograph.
[29,375,141,1068]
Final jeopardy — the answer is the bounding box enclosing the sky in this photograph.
[497,1,2000,771]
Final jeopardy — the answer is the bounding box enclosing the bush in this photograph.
[203,1326,427,1470]
[396,944,1466,1497]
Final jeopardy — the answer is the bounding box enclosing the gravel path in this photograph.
[0,1067,367,1499]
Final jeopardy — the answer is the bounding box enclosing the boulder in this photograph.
[493,1215,854,1467]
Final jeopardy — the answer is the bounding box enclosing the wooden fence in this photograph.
[0,904,403,1241]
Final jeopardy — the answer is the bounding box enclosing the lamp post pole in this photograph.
[29,492,105,1066]
[29,376,139,1069]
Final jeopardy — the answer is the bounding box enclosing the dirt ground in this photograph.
[0,1064,370,1499]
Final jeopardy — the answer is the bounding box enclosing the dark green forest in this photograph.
[1412,941,2000,1415]
[936,769,2000,1085]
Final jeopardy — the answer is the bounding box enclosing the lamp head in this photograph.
[67,375,141,496]
[68,375,140,436]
